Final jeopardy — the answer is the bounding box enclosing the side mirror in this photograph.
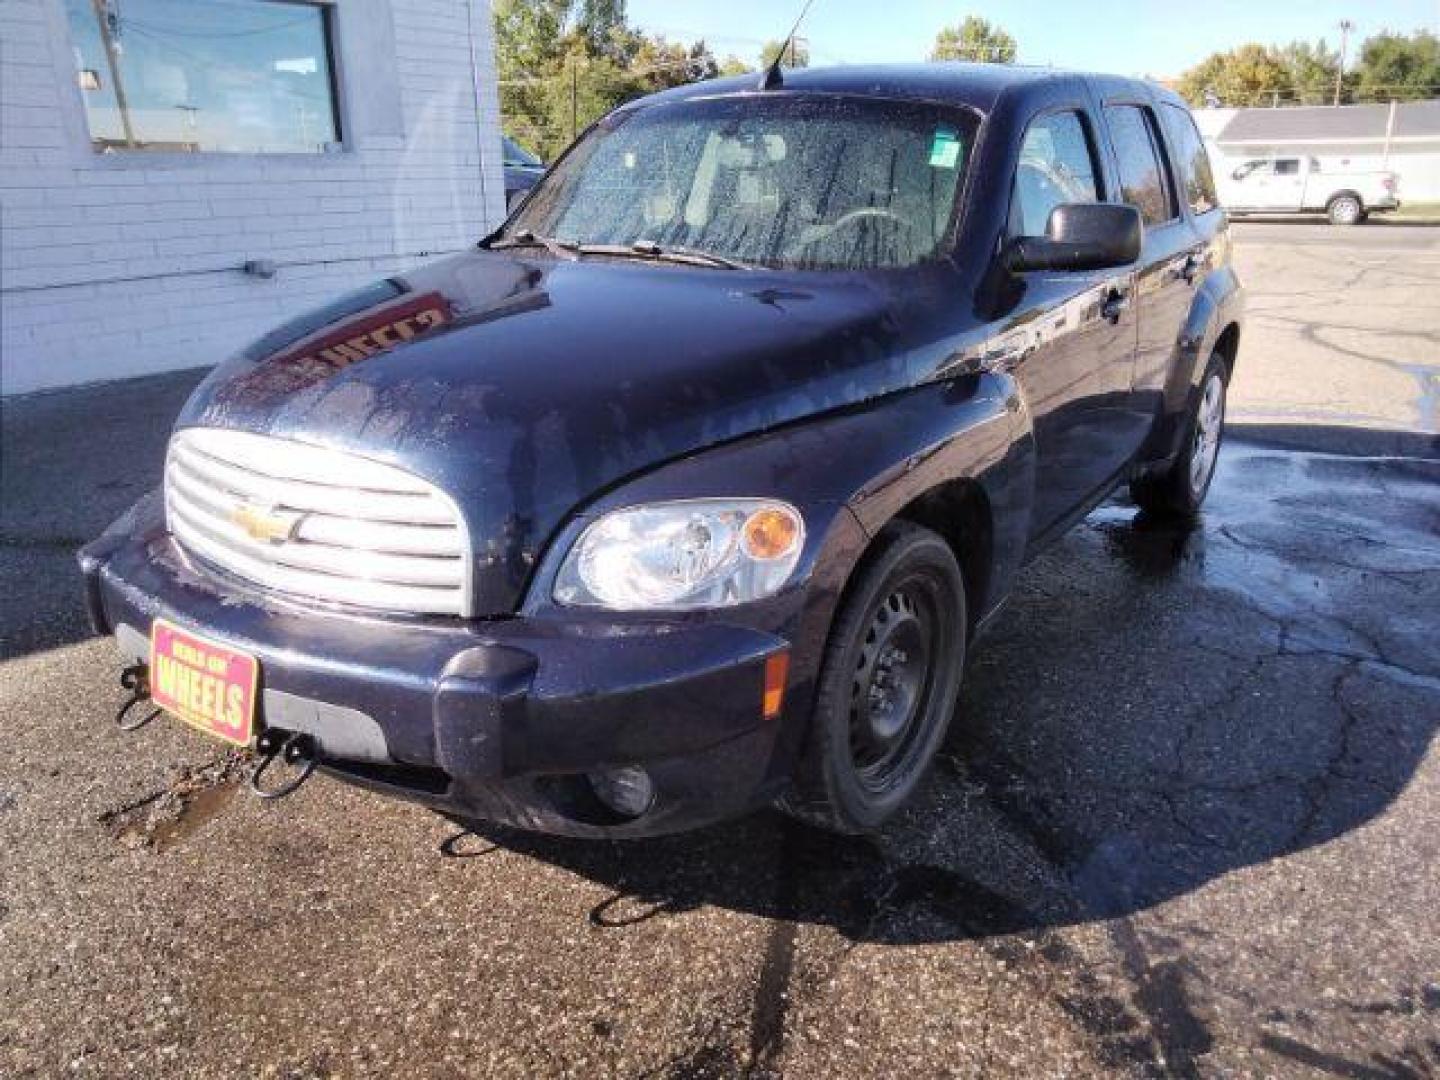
[1002,203,1143,274]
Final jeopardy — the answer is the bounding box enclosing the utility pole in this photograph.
[91,0,136,146]
[1334,19,1354,107]
[570,60,578,140]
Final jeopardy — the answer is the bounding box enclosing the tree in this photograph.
[493,0,571,155]
[575,0,631,62]
[1354,30,1440,102]
[627,35,723,92]
[760,38,810,69]
[494,0,737,161]
[1177,43,1292,107]
[1275,39,1341,105]
[929,16,1017,64]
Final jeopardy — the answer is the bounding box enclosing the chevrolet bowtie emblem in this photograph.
[229,503,302,544]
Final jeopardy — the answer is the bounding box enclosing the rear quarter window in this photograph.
[1160,103,1219,215]
[1104,104,1176,227]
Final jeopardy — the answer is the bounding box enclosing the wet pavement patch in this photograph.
[99,752,248,852]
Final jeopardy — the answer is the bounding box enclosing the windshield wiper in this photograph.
[490,234,753,270]
[626,240,754,270]
[488,230,580,261]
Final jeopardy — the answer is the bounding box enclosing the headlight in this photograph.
[553,499,805,610]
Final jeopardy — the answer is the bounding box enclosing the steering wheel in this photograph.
[787,207,916,257]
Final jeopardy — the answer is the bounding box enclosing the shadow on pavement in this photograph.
[1228,422,1440,461]
[1234,214,1440,228]
[0,369,206,660]
[449,427,1440,949]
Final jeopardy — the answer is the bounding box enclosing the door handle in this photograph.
[1101,288,1129,324]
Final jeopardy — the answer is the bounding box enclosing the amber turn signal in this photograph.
[742,507,801,561]
[762,651,790,720]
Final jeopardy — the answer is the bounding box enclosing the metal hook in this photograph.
[250,730,319,800]
[120,664,148,695]
[115,695,161,732]
[115,663,160,732]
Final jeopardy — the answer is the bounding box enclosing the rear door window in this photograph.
[1160,103,1219,215]
[1104,105,1177,227]
[1010,110,1101,237]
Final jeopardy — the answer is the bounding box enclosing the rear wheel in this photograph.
[1327,194,1364,226]
[1130,351,1228,516]
[780,522,966,833]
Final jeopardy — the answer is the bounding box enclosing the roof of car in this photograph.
[638,62,1143,115]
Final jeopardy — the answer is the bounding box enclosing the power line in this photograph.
[497,56,716,87]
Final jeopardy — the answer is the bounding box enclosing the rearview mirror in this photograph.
[1002,203,1143,274]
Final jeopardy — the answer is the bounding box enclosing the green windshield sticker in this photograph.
[929,129,961,169]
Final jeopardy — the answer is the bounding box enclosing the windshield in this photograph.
[506,95,976,271]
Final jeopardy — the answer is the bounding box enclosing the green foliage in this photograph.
[1276,39,1342,105]
[494,0,730,161]
[1355,30,1440,102]
[760,38,811,70]
[1178,29,1439,107]
[929,16,1017,64]
[1177,43,1293,107]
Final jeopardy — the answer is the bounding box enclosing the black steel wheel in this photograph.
[780,522,966,833]
[1130,350,1229,517]
[849,582,937,791]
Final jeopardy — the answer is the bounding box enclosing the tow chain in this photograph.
[115,663,319,800]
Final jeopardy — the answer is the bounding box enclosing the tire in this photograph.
[1327,194,1363,226]
[779,522,966,833]
[1130,351,1228,516]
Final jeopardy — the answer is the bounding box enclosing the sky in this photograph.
[626,0,1440,78]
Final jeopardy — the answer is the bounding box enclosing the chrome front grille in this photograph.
[164,428,471,616]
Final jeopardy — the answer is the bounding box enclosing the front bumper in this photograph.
[79,493,801,837]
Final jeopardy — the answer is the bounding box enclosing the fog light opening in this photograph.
[588,765,656,818]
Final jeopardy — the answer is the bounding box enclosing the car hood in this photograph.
[179,248,955,614]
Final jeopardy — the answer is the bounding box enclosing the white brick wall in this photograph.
[1,0,506,395]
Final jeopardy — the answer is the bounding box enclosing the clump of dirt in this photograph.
[100,751,250,852]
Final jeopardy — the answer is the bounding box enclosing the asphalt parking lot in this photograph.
[2,222,1438,1078]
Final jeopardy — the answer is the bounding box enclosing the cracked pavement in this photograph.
[1,222,1438,1077]
[1228,221,1440,441]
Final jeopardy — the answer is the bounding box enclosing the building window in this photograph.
[65,0,340,154]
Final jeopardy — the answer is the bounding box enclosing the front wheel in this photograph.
[779,522,966,834]
[1130,351,1228,516]
[1327,194,1364,226]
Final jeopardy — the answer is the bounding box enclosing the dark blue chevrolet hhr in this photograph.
[81,64,1242,836]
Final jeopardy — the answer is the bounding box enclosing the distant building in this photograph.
[2,0,505,395]
[1195,101,1440,201]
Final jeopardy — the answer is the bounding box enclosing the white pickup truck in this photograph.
[1217,155,1400,225]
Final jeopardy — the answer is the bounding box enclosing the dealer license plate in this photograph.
[148,618,258,746]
